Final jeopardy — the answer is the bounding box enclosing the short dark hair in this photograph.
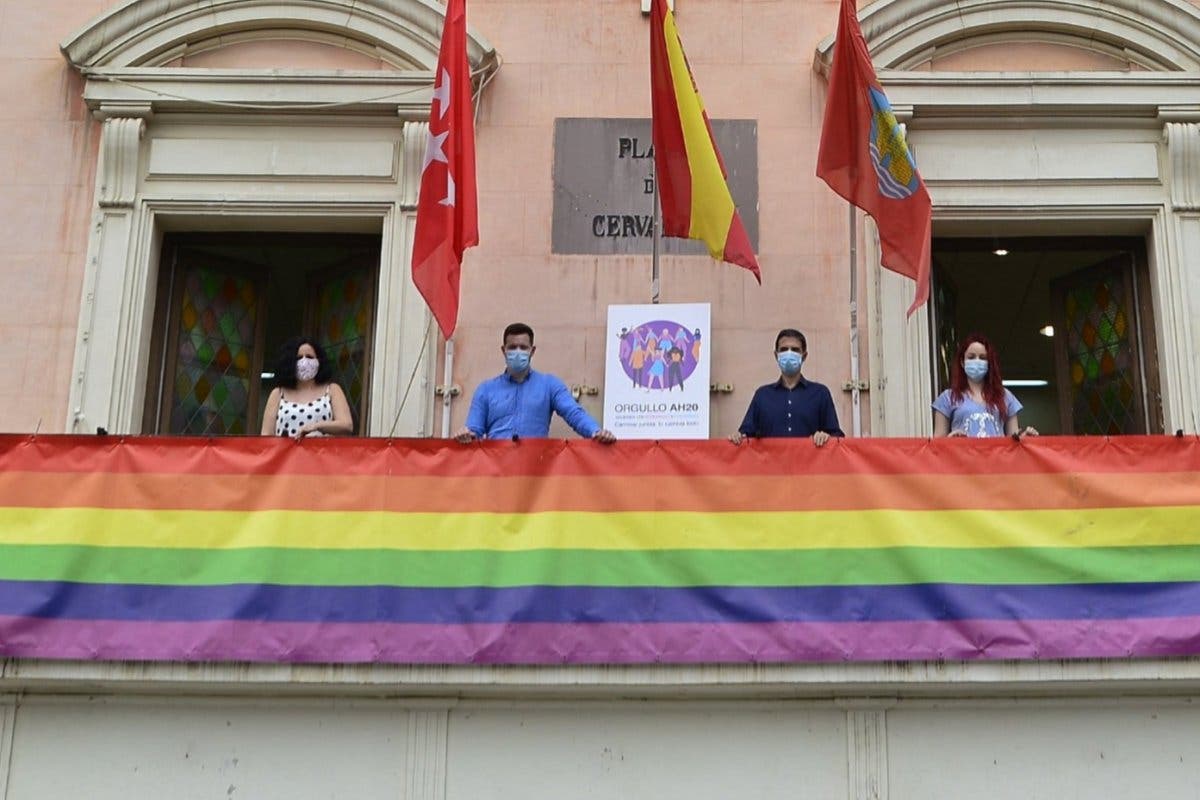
[774,328,807,352]
[273,336,333,388]
[503,322,535,344]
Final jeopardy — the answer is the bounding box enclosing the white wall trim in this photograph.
[404,710,449,800]
[813,0,1200,71]
[61,0,496,72]
[846,706,889,800]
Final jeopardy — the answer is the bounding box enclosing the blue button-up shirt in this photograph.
[738,378,845,439]
[466,369,601,439]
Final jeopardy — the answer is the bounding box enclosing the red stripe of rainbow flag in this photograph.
[1,434,1198,664]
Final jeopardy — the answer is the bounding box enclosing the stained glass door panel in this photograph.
[164,262,267,435]
[306,263,377,433]
[1050,256,1144,435]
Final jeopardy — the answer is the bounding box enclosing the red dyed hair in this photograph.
[949,332,1008,421]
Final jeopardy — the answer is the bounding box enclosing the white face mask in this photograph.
[296,357,319,382]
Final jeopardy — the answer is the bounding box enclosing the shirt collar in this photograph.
[501,368,537,384]
[773,375,808,390]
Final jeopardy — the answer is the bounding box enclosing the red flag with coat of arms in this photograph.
[412,0,478,340]
[816,0,931,316]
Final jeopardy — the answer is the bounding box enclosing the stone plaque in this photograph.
[552,117,758,255]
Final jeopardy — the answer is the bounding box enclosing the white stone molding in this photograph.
[1165,122,1200,211]
[81,69,445,118]
[11,659,1200,698]
[845,706,890,800]
[66,112,152,433]
[60,1,498,119]
[813,0,1200,72]
[96,116,147,208]
[401,121,430,208]
[61,0,496,72]
[404,709,449,800]
[867,227,932,438]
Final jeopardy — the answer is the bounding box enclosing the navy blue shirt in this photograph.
[738,377,845,438]
[465,369,600,439]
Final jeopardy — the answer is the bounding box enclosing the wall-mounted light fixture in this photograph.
[1038,325,1054,337]
[1003,379,1049,388]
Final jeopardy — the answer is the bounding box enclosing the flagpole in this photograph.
[848,204,862,437]
[651,158,661,305]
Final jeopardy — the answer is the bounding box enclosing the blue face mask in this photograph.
[777,351,803,376]
[505,349,531,373]
[963,359,988,382]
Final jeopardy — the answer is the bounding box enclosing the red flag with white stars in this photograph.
[411,0,478,339]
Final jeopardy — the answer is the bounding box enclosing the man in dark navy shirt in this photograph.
[730,328,844,448]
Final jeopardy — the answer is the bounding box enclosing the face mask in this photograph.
[777,351,803,376]
[505,349,531,373]
[963,359,988,382]
[296,358,319,382]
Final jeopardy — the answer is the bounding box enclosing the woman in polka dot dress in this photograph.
[260,337,354,439]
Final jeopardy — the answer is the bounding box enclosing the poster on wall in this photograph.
[603,303,711,439]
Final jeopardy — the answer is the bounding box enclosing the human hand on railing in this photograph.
[453,426,478,444]
[592,429,617,444]
[812,431,831,447]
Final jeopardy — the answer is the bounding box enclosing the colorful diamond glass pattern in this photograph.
[314,270,372,429]
[1063,271,1136,435]
[169,266,258,435]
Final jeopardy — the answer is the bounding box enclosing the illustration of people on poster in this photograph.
[604,303,710,439]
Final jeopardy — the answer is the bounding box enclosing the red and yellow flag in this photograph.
[649,0,761,282]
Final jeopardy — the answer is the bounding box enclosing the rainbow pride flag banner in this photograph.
[1,434,1199,664]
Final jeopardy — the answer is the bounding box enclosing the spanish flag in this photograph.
[649,0,761,282]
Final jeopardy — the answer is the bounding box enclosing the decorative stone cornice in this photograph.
[61,0,497,73]
[814,0,1200,73]
[1164,122,1200,211]
[96,117,146,208]
[79,68,440,117]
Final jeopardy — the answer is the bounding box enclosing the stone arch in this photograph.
[61,0,496,72]
[815,0,1200,71]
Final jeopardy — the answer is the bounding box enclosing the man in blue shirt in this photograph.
[454,323,617,443]
[730,328,844,448]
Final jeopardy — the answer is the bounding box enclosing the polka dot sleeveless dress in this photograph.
[275,386,333,437]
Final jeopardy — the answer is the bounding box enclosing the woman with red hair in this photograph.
[933,333,1038,438]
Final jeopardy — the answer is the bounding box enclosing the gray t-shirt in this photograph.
[932,389,1023,437]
